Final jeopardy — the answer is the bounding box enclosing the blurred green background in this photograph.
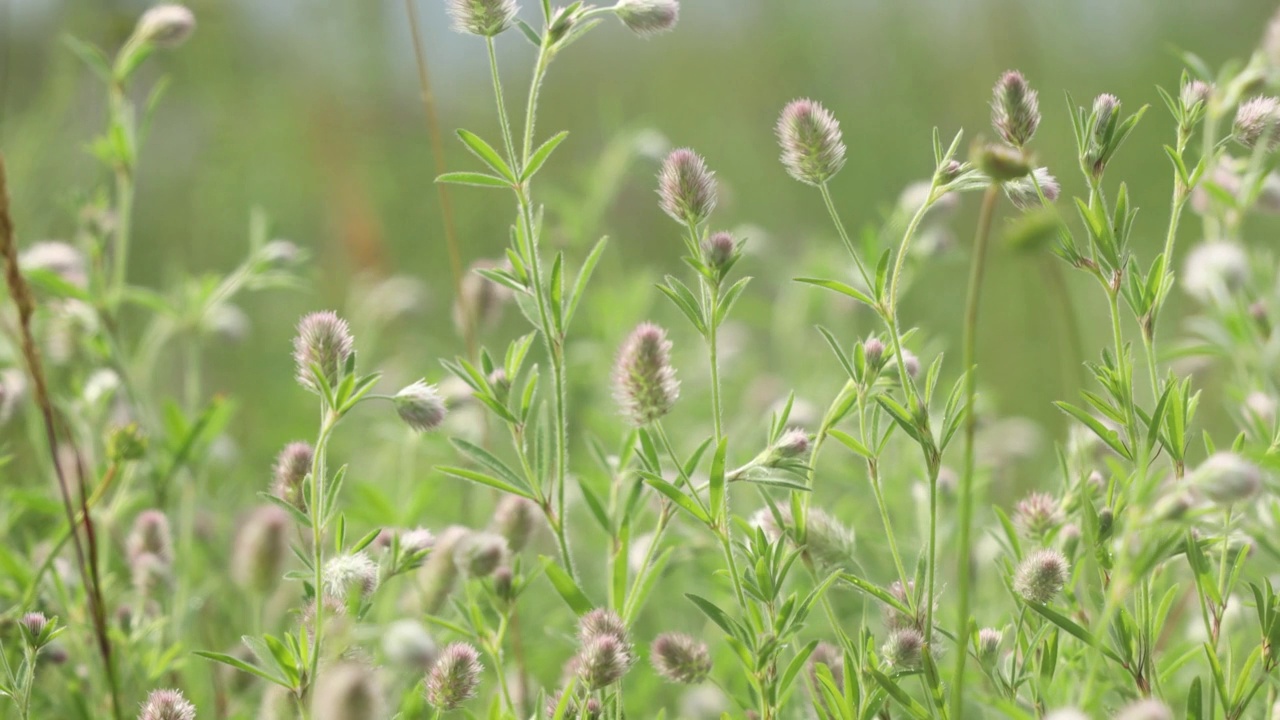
[4,1,1280,714]
[1,0,1276,510]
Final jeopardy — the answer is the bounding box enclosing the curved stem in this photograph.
[950,183,999,715]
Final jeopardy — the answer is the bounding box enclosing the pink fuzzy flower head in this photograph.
[138,689,196,720]
[292,311,353,394]
[613,323,679,426]
[991,70,1040,148]
[426,642,483,710]
[658,148,717,226]
[777,99,846,186]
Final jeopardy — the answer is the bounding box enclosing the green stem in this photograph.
[485,37,518,171]
[488,29,574,577]
[307,409,337,687]
[817,182,873,296]
[520,41,552,165]
[951,183,999,715]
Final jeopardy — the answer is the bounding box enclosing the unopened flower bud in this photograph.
[490,495,539,552]
[1234,96,1280,153]
[271,441,313,511]
[394,380,447,432]
[20,612,49,647]
[1189,452,1263,505]
[771,428,811,460]
[1181,80,1213,111]
[939,160,964,183]
[881,628,924,669]
[650,632,711,684]
[862,338,885,370]
[134,5,195,49]
[313,662,384,720]
[453,532,508,577]
[1044,710,1090,720]
[659,149,717,226]
[293,311,354,394]
[382,619,438,670]
[613,0,679,37]
[426,642,483,710]
[446,0,518,37]
[974,142,1032,182]
[991,70,1040,148]
[701,231,737,271]
[231,506,290,593]
[613,322,680,426]
[976,628,1002,664]
[1003,167,1060,211]
[322,552,380,601]
[139,689,197,720]
[890,349,920,379]
[776,99,846,186]
[1013,549,1069,604]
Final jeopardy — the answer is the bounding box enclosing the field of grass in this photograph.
[2,1,1280,719]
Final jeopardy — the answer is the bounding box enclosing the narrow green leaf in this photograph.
[194,651,289,687]
[542,557,593,615]
[521,130,569,181]
[436,171,511,188]
[795,278,876,308]
[437,465,537,500]
[456,129,517,181]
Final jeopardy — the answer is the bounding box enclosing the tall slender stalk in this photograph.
[0,156,123,720]
[403,0,472,358]
[951,183,999,715]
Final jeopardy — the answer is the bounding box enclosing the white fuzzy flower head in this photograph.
[135,4,196,48]
[394,380,447,432]
[447,0,519,37]
[613,0,679,37]
[322,552,380,601]
[1182,241,1248,304]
